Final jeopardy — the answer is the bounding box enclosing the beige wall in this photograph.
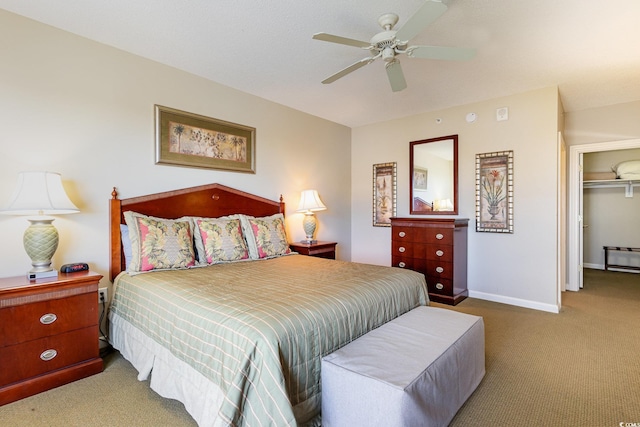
[0,10,352,283]
[564,100,640,146]
[351,86,562,312]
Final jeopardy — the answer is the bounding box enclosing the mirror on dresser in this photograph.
[410,134,458,215]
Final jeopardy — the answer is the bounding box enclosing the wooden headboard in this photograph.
[109,183,285,281]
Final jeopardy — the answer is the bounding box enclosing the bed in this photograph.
[108,183,429,426]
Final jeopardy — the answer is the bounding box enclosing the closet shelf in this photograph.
[583,179,640,197]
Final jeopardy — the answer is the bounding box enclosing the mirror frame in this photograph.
[409,134,458,215]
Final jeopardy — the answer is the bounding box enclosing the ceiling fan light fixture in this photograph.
[382,47,395,62]
[312,1,473,91]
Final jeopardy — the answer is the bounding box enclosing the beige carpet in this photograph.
[1,268,638,426]
[448,268,640,426]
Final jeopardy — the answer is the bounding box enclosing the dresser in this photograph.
[390,218,468,305]
[0,271,104,405]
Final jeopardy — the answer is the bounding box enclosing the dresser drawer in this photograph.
[0,326,99,387]
[426,277,453,296]
[423,228,453,245]
[0,292,97,347]
[426,260,453,280]
[425,244,453,262]
[393,256,428,272]
[392,226,420,242]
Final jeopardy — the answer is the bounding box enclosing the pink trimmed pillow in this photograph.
[124,211,196,273]
[246,214,291,259]
[196,218,249,264]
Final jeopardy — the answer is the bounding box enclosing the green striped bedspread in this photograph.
[110,254,428,426]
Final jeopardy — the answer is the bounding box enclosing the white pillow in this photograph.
[120,224,132,270]
[615,160,640,179]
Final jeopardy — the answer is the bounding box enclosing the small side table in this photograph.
[0,271,104,405]
[290,241,337,260]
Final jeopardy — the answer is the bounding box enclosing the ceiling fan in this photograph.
[312,1,475,92]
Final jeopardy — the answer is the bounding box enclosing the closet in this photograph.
[582,148,640,271]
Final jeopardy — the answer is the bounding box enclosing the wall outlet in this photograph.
[98,287,108,303]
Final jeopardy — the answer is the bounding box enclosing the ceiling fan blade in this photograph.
[407,45,476,61]
[395,1,448,42]
[385,60,407,92]
[313,32,371,49]
[321,57,375,84]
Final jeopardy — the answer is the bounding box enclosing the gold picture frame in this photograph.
[475,150,514,233]
[155,105,255,173]
[373,162,397,227]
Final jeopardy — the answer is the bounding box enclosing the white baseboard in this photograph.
[584,262,603,270]
[584,262,639,273]
[467,290,560,313]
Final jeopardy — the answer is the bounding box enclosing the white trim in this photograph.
[568,138,640,291]
[468,291,560,314]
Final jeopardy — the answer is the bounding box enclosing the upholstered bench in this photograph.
[321,306,485,427]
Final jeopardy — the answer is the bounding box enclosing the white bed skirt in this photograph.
[109,312,226,427]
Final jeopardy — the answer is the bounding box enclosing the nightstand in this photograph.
[0,271,104,405]
[290,241,337,260]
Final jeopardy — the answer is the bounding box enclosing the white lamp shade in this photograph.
[2,172,79,215]
[296,189,327,213]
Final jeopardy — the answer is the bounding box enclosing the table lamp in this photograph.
[1,172,79,278]
[296,189,326,243]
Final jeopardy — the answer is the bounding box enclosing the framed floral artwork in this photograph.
[155,105,255,173]
[475,151,513,233]
[373,162,397,227]
[412,167,428,190]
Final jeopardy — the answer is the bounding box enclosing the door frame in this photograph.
[567,138,640,291]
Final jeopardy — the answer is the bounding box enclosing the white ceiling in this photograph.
[2,0,640,128]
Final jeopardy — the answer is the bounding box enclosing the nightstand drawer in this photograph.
[289,241,337,260]
[0,293,97,347]
[0,326,99,387]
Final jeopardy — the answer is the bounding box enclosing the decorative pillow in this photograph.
[242,213,291,259]
[194,218,249,264]
[123,211,197,273]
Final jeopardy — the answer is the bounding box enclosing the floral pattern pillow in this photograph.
[124,211,196,273]
[195,218,249,264]
[246,214,291,259]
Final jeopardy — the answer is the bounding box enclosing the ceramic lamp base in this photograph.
[302,212,317,242]
[23,218,59,273]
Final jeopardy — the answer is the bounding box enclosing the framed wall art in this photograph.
[155,105,255,173]
[476,150,514,233]
[373,162,397,227]
[412,166,428,190]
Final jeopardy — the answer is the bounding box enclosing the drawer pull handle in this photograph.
[40,313,57,325]
[398,231,406,238]
[436,250,444,257]
[40,349,58,361]
[435,283,444,290]
[436,266,444,273]
[436,233,444,240]
[399,247,406,253]
[399,262,406,268]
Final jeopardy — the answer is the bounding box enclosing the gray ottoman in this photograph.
[321,306,485,427]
